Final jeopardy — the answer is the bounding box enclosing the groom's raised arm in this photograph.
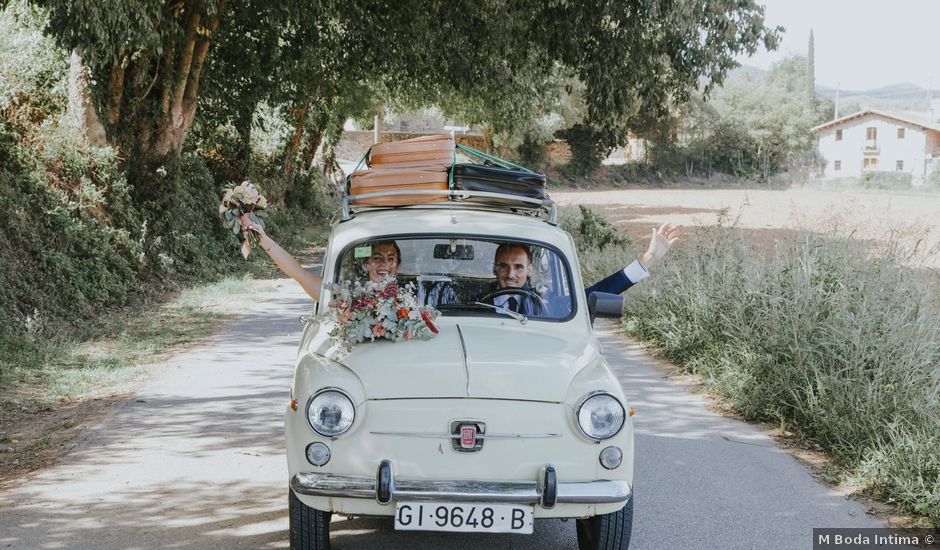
[583,223,680,298]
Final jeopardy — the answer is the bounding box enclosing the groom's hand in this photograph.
[639,223,680,269]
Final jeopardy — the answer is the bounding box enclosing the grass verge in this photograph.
[565,205,940,528]
[0,275,275,481]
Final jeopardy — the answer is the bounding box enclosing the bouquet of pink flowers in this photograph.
[326,278,440,353]
[219,180,269,259]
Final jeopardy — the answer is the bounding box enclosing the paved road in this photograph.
[0,280,885,550]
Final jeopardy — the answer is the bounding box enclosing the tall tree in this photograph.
[34,0,227,173]
[805,29,815,115]
[31,0,779,181]
[700,55,819,177]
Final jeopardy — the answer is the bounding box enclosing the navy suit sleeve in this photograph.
[584,269,636,298]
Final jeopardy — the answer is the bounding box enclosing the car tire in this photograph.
[289,490,331,550]
[575,496,633,550]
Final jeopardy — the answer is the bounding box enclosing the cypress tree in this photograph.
[805,29,816,114]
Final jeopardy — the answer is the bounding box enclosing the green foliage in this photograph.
[0,2,67,132]
[575,205,627,249]
[558,123,610,177]
[705,57,817,176]
[603,163,659,185]
[0,114,330,333]
[805,30,815,115]
[644,55,822,180]
[133,154,239,280]
[516,134,548,169]
[559,206,636,285]
[930,168,940,189]
[0,120,144,326]
[30,0,230,166]
[617,222,940,526]
[859,171,913,190]
[193,124,245,186]
[28,0,778,171]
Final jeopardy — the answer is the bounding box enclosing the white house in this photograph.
[813,102,940,185]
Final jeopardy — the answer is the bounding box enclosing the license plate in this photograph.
[394,502,534,534]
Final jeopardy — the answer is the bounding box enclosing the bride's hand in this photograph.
[239,213,267,238]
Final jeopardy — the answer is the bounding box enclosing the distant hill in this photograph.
[816,82,939,111]
[730,65,938,111]
[727,64,767,81]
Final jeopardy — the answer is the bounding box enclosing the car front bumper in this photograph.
[291,460,631,512]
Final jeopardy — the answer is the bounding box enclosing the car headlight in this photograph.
[307,389,355,437]
[577,392,625,440]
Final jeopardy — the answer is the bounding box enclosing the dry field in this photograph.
[554,188,940,268]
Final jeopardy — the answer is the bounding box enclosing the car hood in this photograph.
[306,318,597,402]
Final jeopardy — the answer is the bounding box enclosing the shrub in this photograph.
[558,124,608,177]
[560,206,636,285]
[0,121,144,326]
[516,135,548,170]
[859,171,912,190]
[0,2,68,133]
[617,221,940,526]
[927,167,940,189]
[196,124,248,186]
[601,162,659,185]
[574,205,626,249]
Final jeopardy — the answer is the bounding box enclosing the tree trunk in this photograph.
[148,0,226,163]
[67,51,108,147]
[234,100,257,174]
[301,125,325,173]
[373,106,383,144]
[282,100,311,178]
[300,104,331,172]
[482,127,495,152]
[320,118,346,186]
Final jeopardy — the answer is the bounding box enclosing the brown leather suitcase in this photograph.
[369,135,455,169]
[349,167,449,206]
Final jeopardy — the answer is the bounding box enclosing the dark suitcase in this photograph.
[452,164,547,205]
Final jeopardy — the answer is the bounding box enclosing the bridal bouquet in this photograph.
[326,278,440,353]
[219,180,269,259]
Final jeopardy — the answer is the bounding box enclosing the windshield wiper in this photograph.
[474,302,527,324]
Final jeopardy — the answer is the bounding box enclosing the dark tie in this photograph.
[507,297,519,312]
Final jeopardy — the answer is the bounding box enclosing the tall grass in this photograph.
[614,216,940,526]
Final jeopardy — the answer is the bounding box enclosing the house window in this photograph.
[897,128,905,139]
[835,129,843,141]
[896,160,904,171]
[834,160,842,171]
[866,127,877,140]
[863,158,879,169]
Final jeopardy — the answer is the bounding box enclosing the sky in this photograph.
[737,0,940,91]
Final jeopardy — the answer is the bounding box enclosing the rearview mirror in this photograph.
[433,244,474,260]
[587,292,624,326]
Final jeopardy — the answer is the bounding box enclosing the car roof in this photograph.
[329,208,573,251]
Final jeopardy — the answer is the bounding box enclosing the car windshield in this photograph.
[336,237,575,320]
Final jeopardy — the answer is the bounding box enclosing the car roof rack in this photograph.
[341,140,556,223]
[340,189,558,225]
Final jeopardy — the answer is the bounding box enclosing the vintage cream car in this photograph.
[286,192,634,550]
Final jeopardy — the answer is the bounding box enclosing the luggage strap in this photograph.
[353,146,371,172]
[345,146,373,192]
[455,144,536,174]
